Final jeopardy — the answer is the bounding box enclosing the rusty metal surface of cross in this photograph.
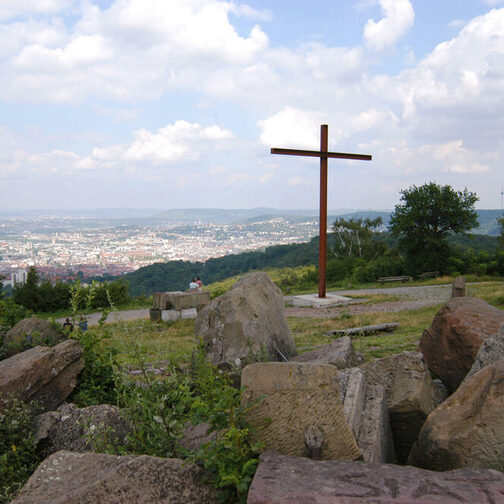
[271,124,372,298]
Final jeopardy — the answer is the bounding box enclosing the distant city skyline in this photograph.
[1,1,504,210]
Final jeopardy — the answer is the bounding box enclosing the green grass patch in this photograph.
[85,319,196,367]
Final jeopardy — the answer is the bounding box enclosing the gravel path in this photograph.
[285,284,453,318]
[56,284,457,326]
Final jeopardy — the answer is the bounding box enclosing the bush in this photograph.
[0,399,41,504]
[68,329,119,407]
[352,251,405,283]
[0,299,30,331]
[89,341,260,503]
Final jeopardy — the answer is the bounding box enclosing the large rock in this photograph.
[241,362,361,461]
[12,450,218,504]
[247,450,504,504]
[0,340,84,414]
[195,272,297,365]
[338,367,395,463]
[408,360,504,471]
[3,317,62,357]
[463,322,504,382]
[290,336,358,369]
[420,297,504,392]
[34,403,131,457]
[359,351,446,463]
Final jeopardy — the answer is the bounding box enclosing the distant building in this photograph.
[11,269,27,285]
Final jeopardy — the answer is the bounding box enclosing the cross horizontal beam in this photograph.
[271,148,372,161]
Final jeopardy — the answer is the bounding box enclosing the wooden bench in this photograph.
[377,276,412,285]
[418,271,439,279]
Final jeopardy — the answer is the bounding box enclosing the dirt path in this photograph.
[57,284,457,327]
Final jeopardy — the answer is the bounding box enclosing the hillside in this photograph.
[122,231,499,296]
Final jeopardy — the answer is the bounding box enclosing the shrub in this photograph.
[0,399,41,504]
[0,299,30,331]
[68,328,119,407]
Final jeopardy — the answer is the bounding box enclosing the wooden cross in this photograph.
[271,124,372,298]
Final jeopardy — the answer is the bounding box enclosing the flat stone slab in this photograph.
[241,362,361,461]
[247,450,504,504]
[290,336,358,370]
[290,293,352,307]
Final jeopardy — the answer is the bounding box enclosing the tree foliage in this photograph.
[498,215,504,251]
[331,217,387,260]
[12,267,130,313]
[389,183,479,273]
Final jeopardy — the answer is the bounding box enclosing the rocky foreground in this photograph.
[3,273,504,503]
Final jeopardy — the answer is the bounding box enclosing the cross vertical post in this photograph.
[271,125,372,298]
[319,125,328,298]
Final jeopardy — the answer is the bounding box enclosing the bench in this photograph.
[377,276,412,285]
[150,290,210,322]
[418,271,439,279]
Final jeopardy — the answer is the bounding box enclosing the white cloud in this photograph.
[0,0,270,103]
[364,0,415,51]
[0,121,235,180]
[230,4,273,22]
[0,0,72,21]
[258,108,328,149]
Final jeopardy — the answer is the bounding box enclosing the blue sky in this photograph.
[1,0,504,211]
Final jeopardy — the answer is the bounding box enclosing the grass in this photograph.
[80,280,504,368]
[288,304,440,361]
[87,319,196,367]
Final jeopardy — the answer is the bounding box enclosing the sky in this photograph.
[1,0,504,211]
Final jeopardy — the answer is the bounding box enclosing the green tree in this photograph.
[498,215,504,251]
[331,216,387,260]
[389,183,479,273]
[12,267,41,311]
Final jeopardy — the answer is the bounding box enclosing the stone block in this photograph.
[181,308,198,319]
[0,340,84,414]
[290,336,358,369]
[338,367,366,438]
[360,352,446,463]
[247,450,504,504]
[149,309,162,322]
[420,297,504,392]
[463,322,504,383]
[195,272,297,365]
[357,384,395,463]
[241,362,361,461]
[161,310,181,322]
[409,360,504,471]
[451,275,466,298]
[153,291,210,311]
[12,451,218,504]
